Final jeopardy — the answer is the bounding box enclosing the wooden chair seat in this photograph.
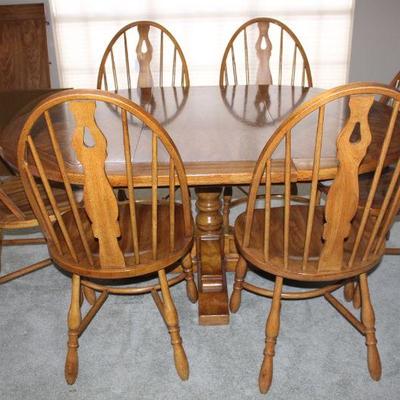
[234,206,383,282]
[50,202,193,279]
[0,176,69,229]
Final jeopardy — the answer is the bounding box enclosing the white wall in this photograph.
[348,0,400,83]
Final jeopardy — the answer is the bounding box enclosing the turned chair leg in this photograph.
[344,281,355,302]
[229,256,248,313]
[359,273,382,381]
[158,269,189,380]
[222,186,232,231]
[65,274,82,385]
[82,286,97,305]
[79,286,84,308]
[259,276,283,394]
[182,253,198,303]
[290,182,298,196]
[315,189,322,206]
[353,281,361,309]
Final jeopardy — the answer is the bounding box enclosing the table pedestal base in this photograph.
[195,187,229,325]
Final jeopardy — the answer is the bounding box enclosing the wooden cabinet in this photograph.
[0,4,50,90]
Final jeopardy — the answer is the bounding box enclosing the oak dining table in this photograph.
[1,84,398,325]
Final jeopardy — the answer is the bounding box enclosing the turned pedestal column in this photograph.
[195,187,229,325]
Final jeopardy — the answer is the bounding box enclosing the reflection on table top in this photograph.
[1,85,399,186]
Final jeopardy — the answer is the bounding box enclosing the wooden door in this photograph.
[0,4,50,90]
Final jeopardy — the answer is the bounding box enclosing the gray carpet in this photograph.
[0,225,399,400]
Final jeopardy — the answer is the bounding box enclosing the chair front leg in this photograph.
[359,273,381,381]
[158,269,189,380]
[259,276,283,394]
[65,273,81,385]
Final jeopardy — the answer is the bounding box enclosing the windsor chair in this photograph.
[0,176,69,284]
[0,90,70,285]
[230,83,400,394]
[318,70,400,306]
[97,20,190,203]
[97,20,190,91]
[379,70,400,106]
[17,89,197,384]
[219,17,312,88]
[220,17,313,235]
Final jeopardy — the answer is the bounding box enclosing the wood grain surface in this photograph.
[2,85,399,186]
[0,4,50,90]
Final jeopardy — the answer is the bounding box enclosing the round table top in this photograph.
[1,85,399,186]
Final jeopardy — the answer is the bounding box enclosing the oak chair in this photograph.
[97,21,190,202]
[97,20,190,91]
[319,70,400,306]
[379,70,400,106]
[0,176,69,284]
[17,89,197,384]
[220,17,313,232]
[219,17,312,88]
[230,83,400,394]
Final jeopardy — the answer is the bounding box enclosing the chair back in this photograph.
[17,89,192,271]
[379,70,400,105]
[241,83,400,274]
[220,17,312,88]
[97,21,190,91]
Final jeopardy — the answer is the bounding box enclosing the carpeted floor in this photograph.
[0,224,399,400]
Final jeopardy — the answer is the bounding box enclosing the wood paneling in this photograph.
[0,4,50,90]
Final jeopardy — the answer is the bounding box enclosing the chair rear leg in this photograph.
[158,269,189,380]
[229,256,248,313]
[359,273,381,381]
[259,276,283,394]
[65,274,82,385]
[182,253,198,303]
[222,186,232,231]
[290,182,298,196]
[83,286,97,305]
[343,281,355,302]
[353,281,361,309]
